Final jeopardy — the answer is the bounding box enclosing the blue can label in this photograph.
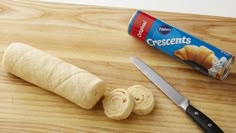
[128,11,234,80]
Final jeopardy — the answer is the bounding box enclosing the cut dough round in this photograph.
[127,85,154,115]
[103,88,134,120]
[1,42,105,109]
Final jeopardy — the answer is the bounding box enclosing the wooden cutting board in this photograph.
[0,1,235,133]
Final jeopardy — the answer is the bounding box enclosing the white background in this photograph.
[41,0,236,18]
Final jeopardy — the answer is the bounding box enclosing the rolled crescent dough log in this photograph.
[2,42,105,109]
[127,85,154,115]
[102,88,134,120]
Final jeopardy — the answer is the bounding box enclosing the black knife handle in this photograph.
[186,104,224,133]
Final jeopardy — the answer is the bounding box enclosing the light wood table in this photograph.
[0,1,235,132]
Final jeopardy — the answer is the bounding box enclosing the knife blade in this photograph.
[130,56,224,133]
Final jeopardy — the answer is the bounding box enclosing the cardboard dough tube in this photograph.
[2,42,105,109]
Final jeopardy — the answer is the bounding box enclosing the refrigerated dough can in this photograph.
[128,10,234,80]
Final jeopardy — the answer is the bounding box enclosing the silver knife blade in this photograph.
[131,56,190,110]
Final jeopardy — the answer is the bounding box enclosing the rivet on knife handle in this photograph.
[130,56,224,133]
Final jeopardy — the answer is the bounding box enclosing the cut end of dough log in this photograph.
[74,76,106,109]
[127,85,155,115]
[102,88,134,120]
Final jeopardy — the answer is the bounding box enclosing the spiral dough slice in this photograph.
[102,88,134,120]
[127,85,155,115]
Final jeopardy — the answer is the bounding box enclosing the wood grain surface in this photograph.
[0,0,235,133]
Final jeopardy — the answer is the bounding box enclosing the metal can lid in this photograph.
[128,10,142,34]
[220,56,235,80]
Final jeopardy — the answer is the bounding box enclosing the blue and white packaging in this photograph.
[128,10,234,80]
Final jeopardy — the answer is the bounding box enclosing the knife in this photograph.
[130,56,224,133]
